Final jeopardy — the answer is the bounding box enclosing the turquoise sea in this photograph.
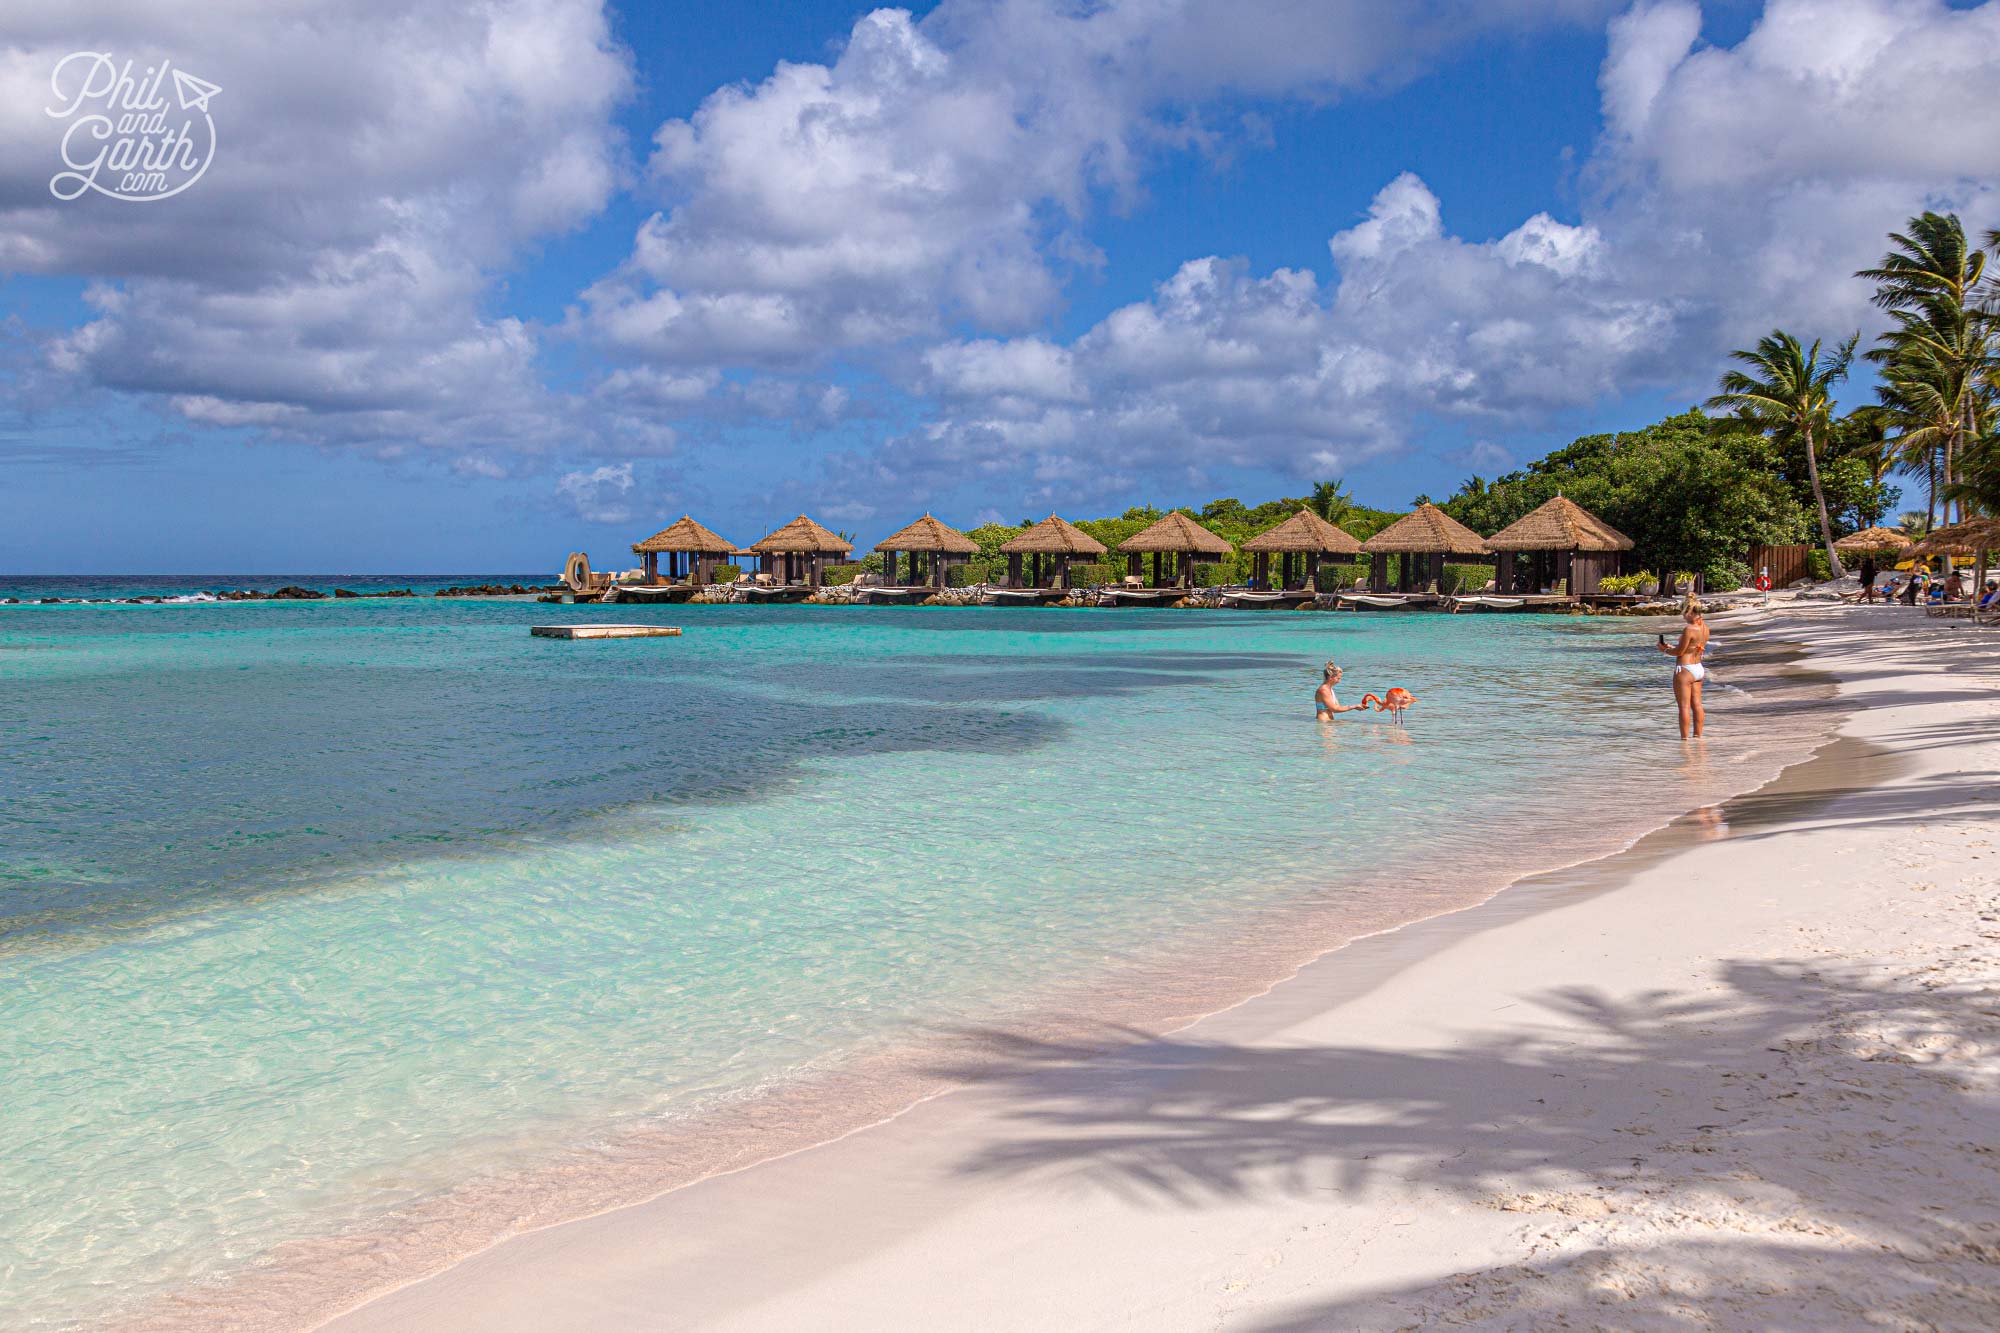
[0,591,1788,1328]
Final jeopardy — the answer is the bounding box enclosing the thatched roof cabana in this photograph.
[1359,503,1491,594]
[1833,526,1915,557]
[1242,509,1361,591]
[1484,496,1632,552]
[998,513,1107,590]
[875,513,979,588]
[1360,503,1490,556]
[748,514,853,587]
[1483,496,1631,596]
[631,515,736,586]
[1243,509,1363,555]
[1118,512,1233,588]
[1911,518,2000,559]
[1000,514,1107,556]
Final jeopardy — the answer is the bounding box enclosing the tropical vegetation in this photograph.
[817,210,1997,593]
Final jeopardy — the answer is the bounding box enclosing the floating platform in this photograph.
[530,624,683,639]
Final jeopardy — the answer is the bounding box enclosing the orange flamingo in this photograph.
[1358,686,1418,724]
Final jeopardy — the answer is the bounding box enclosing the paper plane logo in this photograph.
[46,52,220,203]
[171,70,221,113]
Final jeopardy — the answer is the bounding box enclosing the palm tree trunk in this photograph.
[1943,429,1958,576]
[1927,450,1938,533]
[1802,421,1845,579]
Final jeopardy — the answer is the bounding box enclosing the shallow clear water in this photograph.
[1,598,1750,1326]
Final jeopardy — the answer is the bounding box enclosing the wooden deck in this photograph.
[739,584,813,603]
[603,584,696,604]
[530,624,683,640]
[854,586,936,603]
[982,586,1071,605]
[1096,587,1189,607]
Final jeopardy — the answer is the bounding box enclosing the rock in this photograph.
[434,583,564,598]
[269,586,327,600]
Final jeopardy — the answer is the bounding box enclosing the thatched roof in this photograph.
[875,513,979,554]
[998,513,1108,556]
[1360,503,1490,557]
[1119,511,1234,556]
[1911,517,2000,557]
[1483,495,1632,553]
[1833,526,1915,556]
[632,514,735,555]
[748,514,854,555]
[1241,509,1364,555]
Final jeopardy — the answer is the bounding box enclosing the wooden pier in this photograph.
[530,624,683,640]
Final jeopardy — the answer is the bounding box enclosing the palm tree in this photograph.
[1857,213,1989,528]
[1872,343,1966,530]
[1309,478,1352,524]
[1708,330,1858,579]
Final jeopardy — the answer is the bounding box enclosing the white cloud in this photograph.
[825,0,2000,518]
[924,338,1080,401]
[555,462,636,524]
[1,0,631,456]
[575,1,1623,371]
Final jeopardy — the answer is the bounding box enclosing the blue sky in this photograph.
[2,0,1995,573]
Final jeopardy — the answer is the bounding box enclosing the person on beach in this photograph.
[1657,600,1710,740]
[1315,662,1363,720]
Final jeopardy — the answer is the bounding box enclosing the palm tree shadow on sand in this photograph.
[925,958,2000,1329]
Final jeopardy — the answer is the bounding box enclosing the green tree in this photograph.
[1857,213,1991,532]
[1436,411,1803,588]
[1309,478,1352,523]
[1707,330,1858,578]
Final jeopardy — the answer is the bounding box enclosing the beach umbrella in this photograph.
[1912,518,2000,595]
[1832,526,1914,558]
[1908,518,1998,559]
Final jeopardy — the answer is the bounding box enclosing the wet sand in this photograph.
[310,602,2000,1331]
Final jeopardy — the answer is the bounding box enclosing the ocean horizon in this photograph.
[0,573,562,602]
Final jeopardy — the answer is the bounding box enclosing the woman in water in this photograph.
[1656,600,1711,739]
[1315,662,1363,720]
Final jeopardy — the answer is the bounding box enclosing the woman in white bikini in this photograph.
[1656,601,1710,740]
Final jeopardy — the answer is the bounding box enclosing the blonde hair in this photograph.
[1681,592,1703,620]
[1323,661,1342,680]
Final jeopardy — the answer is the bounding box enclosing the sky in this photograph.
[1,0,1996,574]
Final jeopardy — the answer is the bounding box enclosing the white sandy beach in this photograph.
[321,603,2000,1332]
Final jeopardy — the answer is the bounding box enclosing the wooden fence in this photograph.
[1747,544,1809,587]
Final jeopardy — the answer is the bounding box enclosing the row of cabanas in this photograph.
[629,494,1637,597]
